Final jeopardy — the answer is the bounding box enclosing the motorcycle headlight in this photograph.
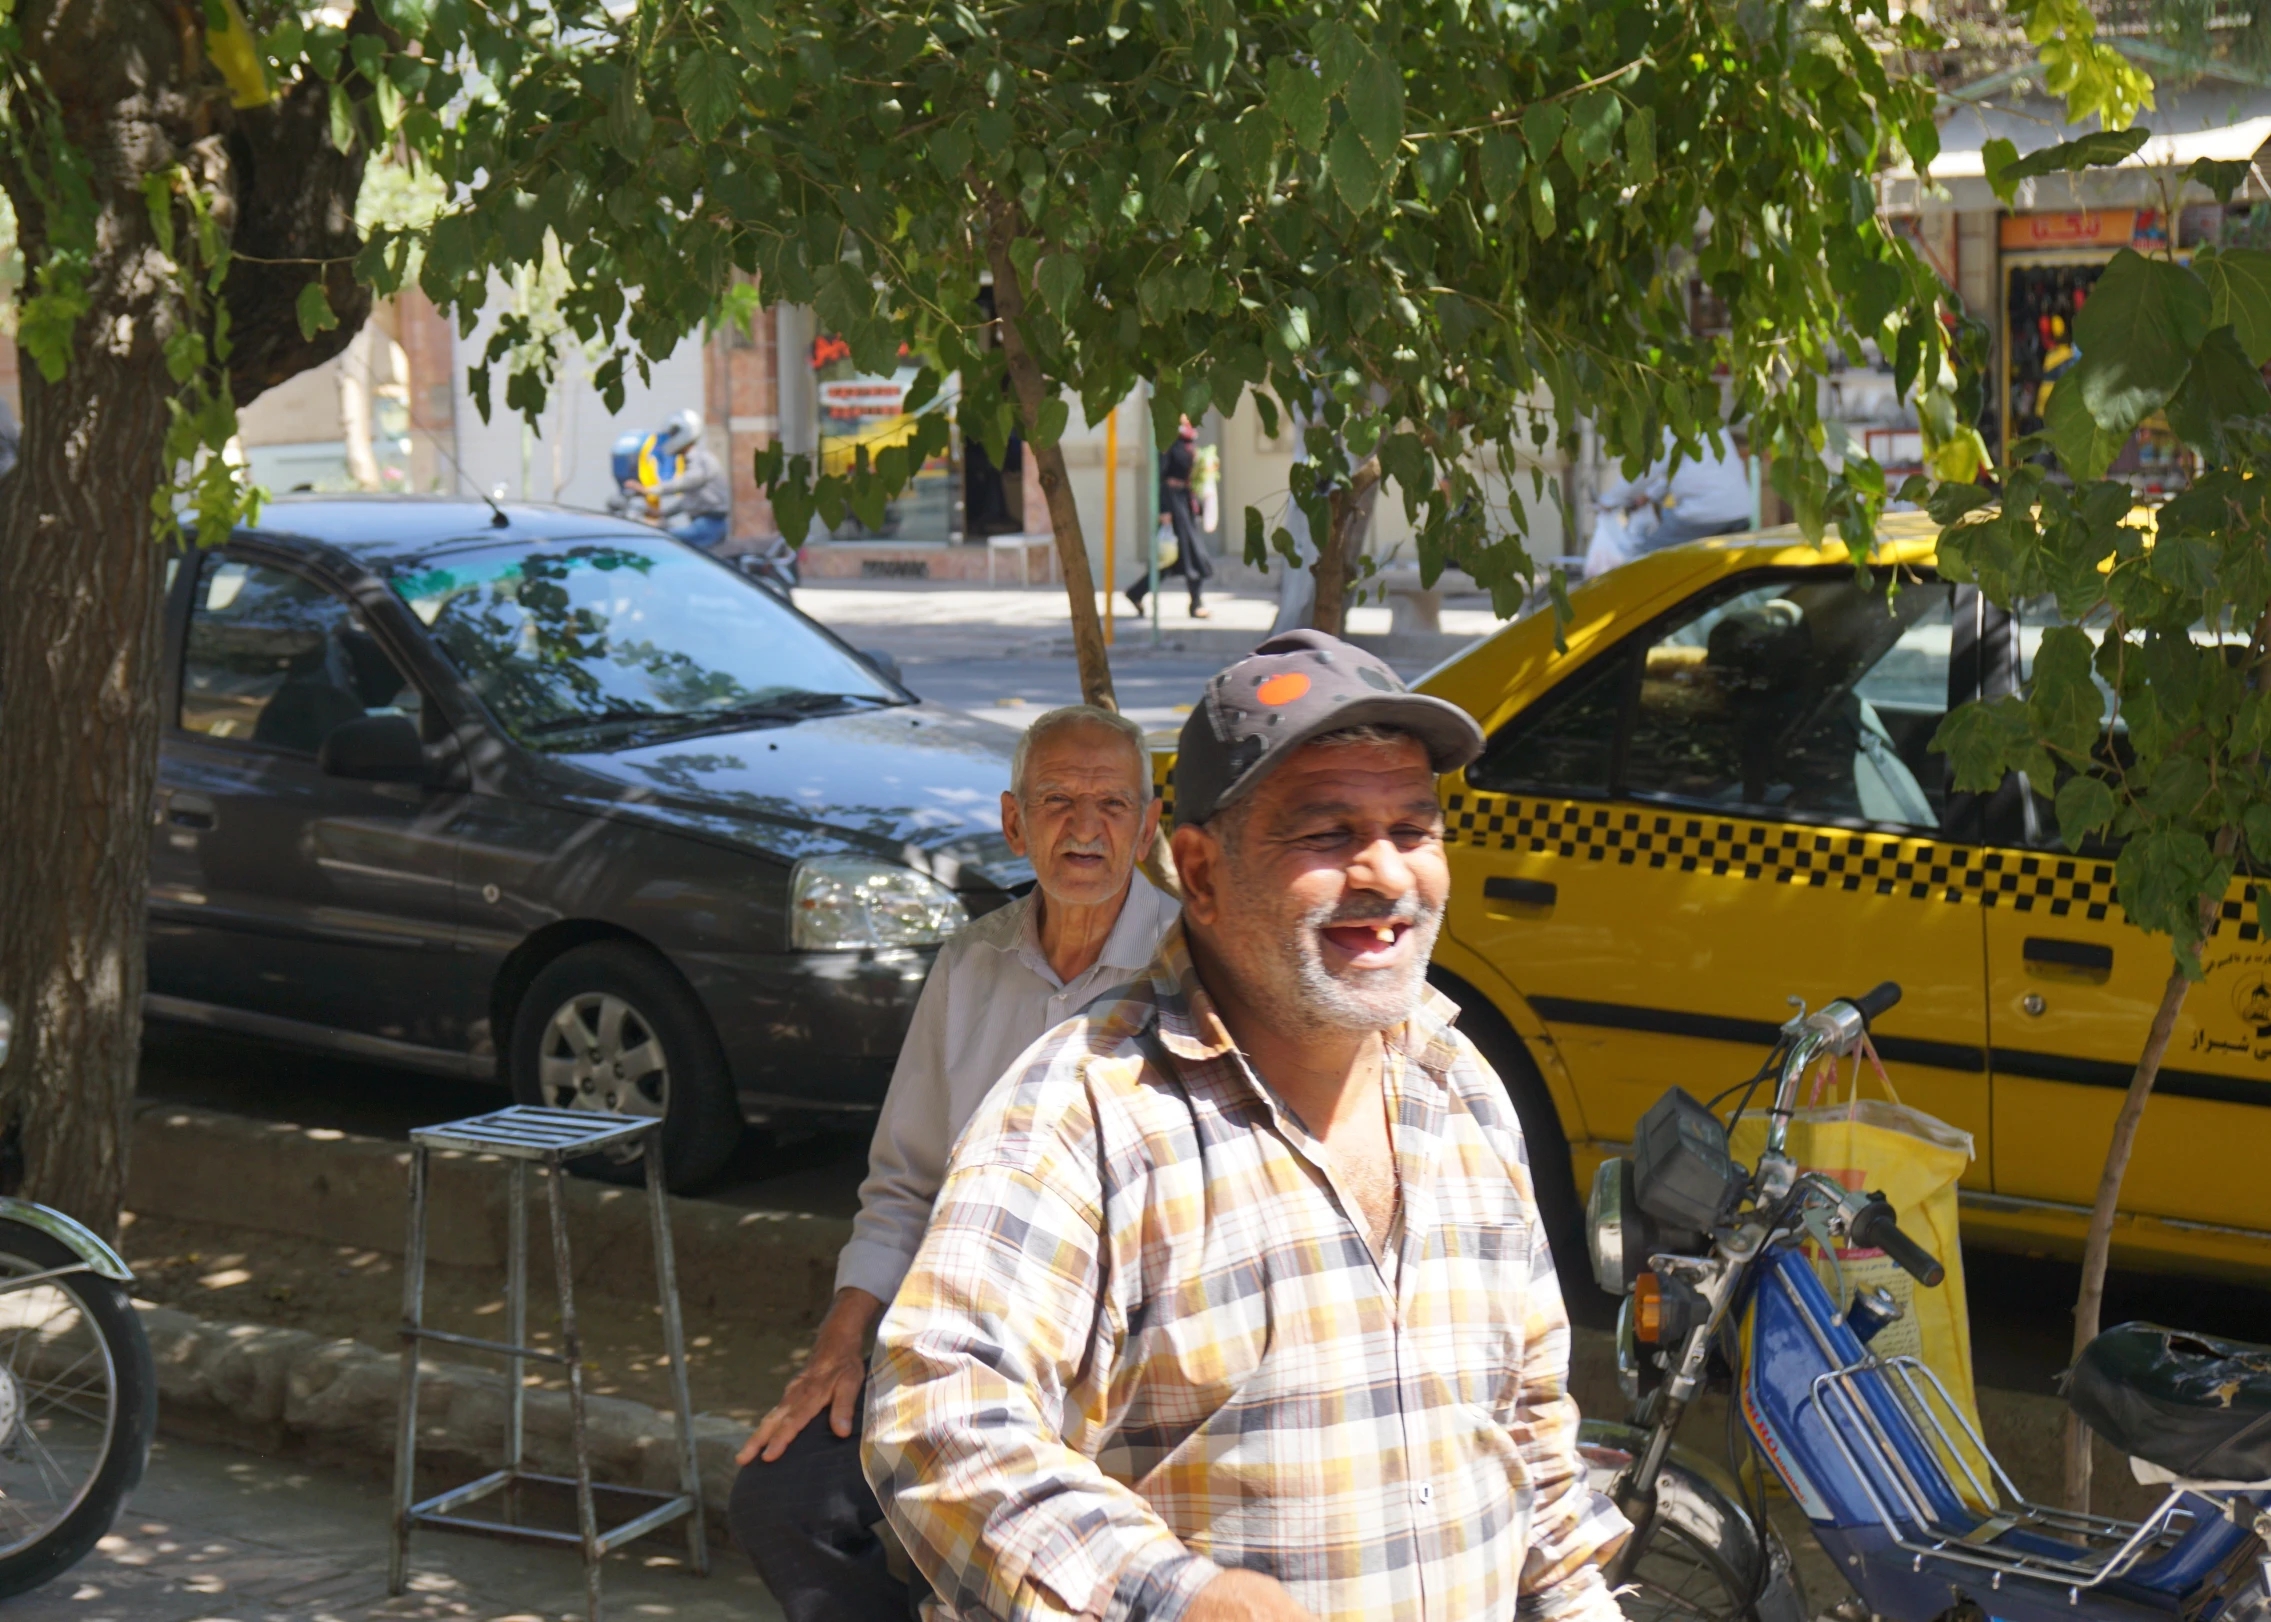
[790,856,967,950]
[1587,1157,1638,1296]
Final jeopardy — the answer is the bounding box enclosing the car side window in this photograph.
[1622,576,1956,829]
[1467,650,1630,796]
[180,556,421,755]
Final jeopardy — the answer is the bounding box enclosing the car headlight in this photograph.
[1587,1157,1637,1296]
[790,856,968,950]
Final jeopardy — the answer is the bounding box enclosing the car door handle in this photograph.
[2023,936,2111,972]
[1484,876,1557,908]
[166,792,216,831]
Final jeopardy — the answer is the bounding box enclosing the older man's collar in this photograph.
[1145,920,1464,1071]
[987,875,1171,985]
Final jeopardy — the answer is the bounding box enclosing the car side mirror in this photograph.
[319,714,427,782]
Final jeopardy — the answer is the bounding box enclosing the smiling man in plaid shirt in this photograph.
[864,630,1629,1622]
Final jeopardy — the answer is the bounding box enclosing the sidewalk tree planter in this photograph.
[1924,150,2271,1514]
[0,0,385,1230]
[396,0,2063,684]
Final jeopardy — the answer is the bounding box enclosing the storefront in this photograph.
[1874,83,2271,494]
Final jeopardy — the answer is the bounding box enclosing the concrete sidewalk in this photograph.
[13,1435,778,1622]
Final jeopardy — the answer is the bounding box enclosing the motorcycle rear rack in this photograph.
[1776,1267,2192,1599]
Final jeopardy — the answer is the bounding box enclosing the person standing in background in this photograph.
[1637,430,1755,551]
[1127,416,1212,619]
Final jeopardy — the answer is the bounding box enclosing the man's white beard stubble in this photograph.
[1293,890,1444,1031]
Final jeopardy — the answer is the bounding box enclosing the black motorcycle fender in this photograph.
[1580,1418,1809,1622]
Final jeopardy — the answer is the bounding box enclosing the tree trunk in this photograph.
[978,198,1114,711]
[0,0,374,1234]
[2061,958,2192,1511]
[2062,811,2246,1511]
[0,0,210,1232]
[1308,458,1381,636]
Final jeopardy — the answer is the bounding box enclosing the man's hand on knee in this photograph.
[1185,1569,1317,1622]
[739,1287,883,1466]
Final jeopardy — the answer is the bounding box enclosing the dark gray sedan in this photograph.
[147,497,1027,1188]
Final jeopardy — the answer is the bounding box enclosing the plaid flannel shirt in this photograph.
[864,922,1628,1622]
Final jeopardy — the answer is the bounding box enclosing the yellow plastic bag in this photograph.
[1728,1046,1991,1498]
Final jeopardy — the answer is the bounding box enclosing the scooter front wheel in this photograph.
[0,1219,156,1598]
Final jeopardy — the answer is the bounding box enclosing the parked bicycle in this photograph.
[0,1000,156,1597]
[1582,982,2271,1622]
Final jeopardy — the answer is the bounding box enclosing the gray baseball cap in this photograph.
[1173,629,1484,829]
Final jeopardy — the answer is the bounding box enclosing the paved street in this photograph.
[14,1436,776,1622]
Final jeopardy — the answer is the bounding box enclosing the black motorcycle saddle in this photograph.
[2068,1322,2271,1482]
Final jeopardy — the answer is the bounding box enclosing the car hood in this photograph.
[546,703,1032,892]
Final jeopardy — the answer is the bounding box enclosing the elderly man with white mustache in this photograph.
[864,630,1628,1622]
[730,704,1179,1622]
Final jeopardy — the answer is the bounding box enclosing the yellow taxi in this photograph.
[1411,514,2271,1281]
[1159,516,2271,1281]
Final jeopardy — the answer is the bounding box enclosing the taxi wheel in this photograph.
[1426,970,1599,1313]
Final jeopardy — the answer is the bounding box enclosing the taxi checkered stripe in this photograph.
[1443,791,2171,928]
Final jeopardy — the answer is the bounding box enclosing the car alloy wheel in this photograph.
[537,991,670,1119]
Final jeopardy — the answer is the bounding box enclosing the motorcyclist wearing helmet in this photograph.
[619,408,732,550]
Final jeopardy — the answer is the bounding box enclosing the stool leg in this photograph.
[389,1144,432,1595]
[645,1133,709,1575]
[506,1157,529,1525]
[548,1158,603,1622]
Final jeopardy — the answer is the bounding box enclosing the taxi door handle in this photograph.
[1484,877,1557,908]
[2023,936,2111,972]
[166,792,216,831]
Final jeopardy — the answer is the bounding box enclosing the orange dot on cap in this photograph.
[1256,672,1310,707]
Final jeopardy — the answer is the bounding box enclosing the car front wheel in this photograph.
[508,941,742,1192]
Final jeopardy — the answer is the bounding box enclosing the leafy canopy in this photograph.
[346,0,1968,610]
[1926,152,2271,974]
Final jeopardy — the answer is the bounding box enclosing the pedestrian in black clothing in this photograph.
[1126,417,1212,619]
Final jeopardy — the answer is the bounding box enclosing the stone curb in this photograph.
[139,1300,752,1545]
[128,1102,851,1326]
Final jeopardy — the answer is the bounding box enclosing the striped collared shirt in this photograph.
[864,921,1628,1622]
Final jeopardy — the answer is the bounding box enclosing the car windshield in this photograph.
[388,536,899,748]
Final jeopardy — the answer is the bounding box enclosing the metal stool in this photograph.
[388,1106,707,1621]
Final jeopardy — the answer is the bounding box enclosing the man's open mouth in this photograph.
[1319,918,1413,968]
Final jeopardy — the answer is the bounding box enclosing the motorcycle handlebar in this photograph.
[1848,1194,1944,1287]
[1848,982,1903,1025]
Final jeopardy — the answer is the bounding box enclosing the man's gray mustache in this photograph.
[1311,894,1432,928]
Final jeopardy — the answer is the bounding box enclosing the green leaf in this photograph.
[2030,625,2107,758]
[2002,126,2152,188]
[929,122,972,180]
[1028,395,1070,448]
[1327,123,1383,212]
[1268,59,1328,151]
[328,80,356,152]
[1522,100,1565,162]
[2250,799,2271,865]
[609,65,654,156]
[2189,157,2251,204]
[1902,113,1940,171]
[1244,504,1267,566]
[1479,129,1525,208]
[2054,773,2119,848]
[1981,137,2022,205]
[2197,246,2271,365]
[1622,104,1655,189]
[2073,249,2212,435]
[1344,53,1402,162]
[2044,361,2129,480]
[1528,168,1555,239]
[1314,20,1364,93]
[295,279,340,341]
[1563,88,1620,172]
[2163,323,2271,453]
[1036,253,1083,319]
[675,50,741,142]
[2257,883,2271,939]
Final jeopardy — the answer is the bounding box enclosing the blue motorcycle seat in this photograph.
[2068,1323,2271,1482]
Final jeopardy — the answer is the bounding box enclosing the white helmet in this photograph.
[658,408,704,456]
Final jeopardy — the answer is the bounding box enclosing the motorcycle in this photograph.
[1583,982,2271,1622]
[0,999,157,1597]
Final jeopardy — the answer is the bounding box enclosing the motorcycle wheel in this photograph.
[0,1220,156,1599]
[1583,1428,1806,1622]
